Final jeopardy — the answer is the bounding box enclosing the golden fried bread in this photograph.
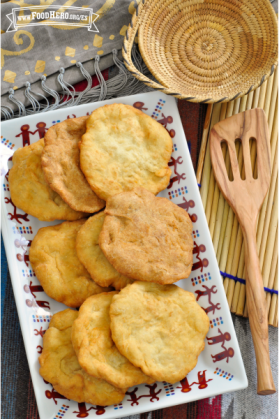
[39,309,126,405]
[42,117,105,213]
[99,187,193,284]
[76,212,133,290]
[29,220,110,308]
[110,282,209,384]
[9,139,86,221]
[72,292,154,389]
[79,103,172,200]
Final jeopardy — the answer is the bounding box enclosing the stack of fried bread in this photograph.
[9,104,210,406]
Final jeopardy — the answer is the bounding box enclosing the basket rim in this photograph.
[123,0,278,103]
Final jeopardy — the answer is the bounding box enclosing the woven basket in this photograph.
[122,0,278,103]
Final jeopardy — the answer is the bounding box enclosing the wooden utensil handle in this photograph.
[243,226,276,395]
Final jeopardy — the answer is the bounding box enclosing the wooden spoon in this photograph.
[210,108,275,395]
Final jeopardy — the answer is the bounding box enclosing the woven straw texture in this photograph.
[123,0,278,103]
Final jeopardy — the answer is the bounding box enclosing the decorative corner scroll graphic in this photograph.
[6,6,99,33]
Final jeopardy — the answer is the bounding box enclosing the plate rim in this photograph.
[1,91,248,419]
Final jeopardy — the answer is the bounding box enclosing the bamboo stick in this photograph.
[261,177,278,283]
[251,81,267,179]
[205,103,223,222]
[200,104,222,208]
[257,78,268,109]
[263,72,274,117]
[268,67,278,131]
[208,103,228,236]
[267,233,278,293]
[246,89,254,111]
[196,104,213,185]
[252,85,261,109]
[274,304,278,327]
[259,147,278,269]
[200,139,211,208]
[256,103,278,253]
[243,299,249,318]
[235,259,246,315]
[208,148,224,238]
[267,232,278,295]
[265,225,278,318]
[269,261,278,326]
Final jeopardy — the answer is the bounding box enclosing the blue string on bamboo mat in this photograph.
[220,271,278,295]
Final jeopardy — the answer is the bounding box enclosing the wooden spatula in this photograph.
[210,108,275,395]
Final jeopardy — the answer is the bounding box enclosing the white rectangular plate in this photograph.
[1,92,247,419]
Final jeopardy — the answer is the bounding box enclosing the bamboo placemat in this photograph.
[196,68,278,327]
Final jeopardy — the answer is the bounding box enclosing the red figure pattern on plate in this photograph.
[126,383,162,406]
[133,101,148,111]
[177,197,198,222]
[195,285,217,305]
[207,329,231,346]
[177,370,213,392]
[203,302,221,315]
[73,403,99,417]
[36,345,43,354]
[14,237,31,251]
[16,251,29,266]
[191,256,209,272]
[211,346,235,364]
[45,388,68,404]
[166,128,175,138]
[33,122,48,139]
[24,281,44,298]
[15,124,35,147]
[4,198,30,224]
[157,114,173,128]
[34,327,46,337]
[177,196,195,211]
[167,172,186,189]
[193,241,206,257]
[168,156,183,175]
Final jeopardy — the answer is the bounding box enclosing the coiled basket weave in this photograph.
[122,0,278,103]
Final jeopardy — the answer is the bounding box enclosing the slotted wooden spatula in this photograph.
[210,108,275,395]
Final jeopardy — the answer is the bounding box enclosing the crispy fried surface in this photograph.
[72,292,154,389]
[9,139,86,221]
[80,104,172,200]
[29,220,110,308]
[110,282,210,384]
[42,117,105,213]
[76,212,133,290]
[39,309,126,405]
[99,187,193,284]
